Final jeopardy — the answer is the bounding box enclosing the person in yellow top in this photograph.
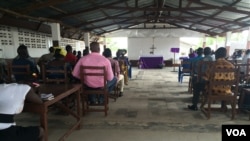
[53,46,67,56]
[188,47,235,111]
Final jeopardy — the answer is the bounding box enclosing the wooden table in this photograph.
[24,84,82,141]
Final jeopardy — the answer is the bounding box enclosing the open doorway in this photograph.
[105,37,128,57]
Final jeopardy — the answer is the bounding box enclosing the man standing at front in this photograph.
[72,42,117,104]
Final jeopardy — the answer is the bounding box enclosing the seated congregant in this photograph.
[37,46,55,66]
[72,42,117,104]
[12,44,39,82]
[189,47,214,93]
[187,47,234,111]
[64,45,77,68]
[76,51,82,62]
[188,48,197,58]
[82,48,89,56]
[113,49,131,85]
[44,49,72,80]
[121,49,132,81]
[103,48,125,97]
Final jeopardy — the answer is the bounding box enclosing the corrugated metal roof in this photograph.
[0,0,249,40]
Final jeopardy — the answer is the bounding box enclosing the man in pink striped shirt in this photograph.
[72,42,117,104]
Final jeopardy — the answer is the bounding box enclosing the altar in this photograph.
[139,55,164,69]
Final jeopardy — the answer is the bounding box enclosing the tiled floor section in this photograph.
[16,67,250,141]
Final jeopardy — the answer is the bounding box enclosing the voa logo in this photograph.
[226,129,246,136]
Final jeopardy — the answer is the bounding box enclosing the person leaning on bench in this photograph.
[0,79,45,141]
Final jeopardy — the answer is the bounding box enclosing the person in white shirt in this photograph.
[0,80,44,141]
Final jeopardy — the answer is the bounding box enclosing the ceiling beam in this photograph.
[52,0,129,19]
[97,24,133,36]
[124,27,180,29]
[49,6,68,14]
[0,7,87,33]
[97,21,216,36]
[177,0,192,17]
[168,8,249,27]
[135,0,139,8]
[187,0,249,15]
[36,22,43,31]
[100,4,250,15]
[179,0,182,8]
[100,6,218,11]
[170,22,217,36]
[189,0,242,29]
[0,16,51,34]
[75,5,153,28]
[19,0,68,14]
[235,15,250,22]
[87,19,135,31]
[86,0,115,32]
[104,14,249,27]
[69,30,82,39]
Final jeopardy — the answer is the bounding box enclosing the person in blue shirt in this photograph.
[188,48,197,58]
[190,47,204,76]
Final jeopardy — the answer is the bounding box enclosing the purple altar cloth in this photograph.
[139,56,164,69]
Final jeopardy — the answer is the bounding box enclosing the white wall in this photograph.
[180,42,192,57]
[128,37,180,61]
[107,29,204,62]
[2,45,17,58]
[105,29,204,38]
[1,24,248,59]
[229,41,247,56]
[0,25,85,58]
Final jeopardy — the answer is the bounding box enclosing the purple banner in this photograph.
[170,48,180,53]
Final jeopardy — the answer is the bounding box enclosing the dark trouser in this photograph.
[128,65,132,79]
[89,77,117,103]
[0,126,40,141]
[107,77,117,93]
[191,76,197,90]
[192,81,206,107]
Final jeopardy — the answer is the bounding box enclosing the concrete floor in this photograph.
[16,67,250,141]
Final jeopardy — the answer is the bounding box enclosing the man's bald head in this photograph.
[90,42,100,53]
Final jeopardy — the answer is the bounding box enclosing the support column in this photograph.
[50,23,67,56]
[247,27,250,49]
[202,35,206,48]
[11,26,19,57]
[50,23,61,47]
[103,36,106,50]
[225,31,232,57]
[215,35,218,50]
[84,32,90,48]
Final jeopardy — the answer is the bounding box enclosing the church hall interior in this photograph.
[0,0,250,141]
